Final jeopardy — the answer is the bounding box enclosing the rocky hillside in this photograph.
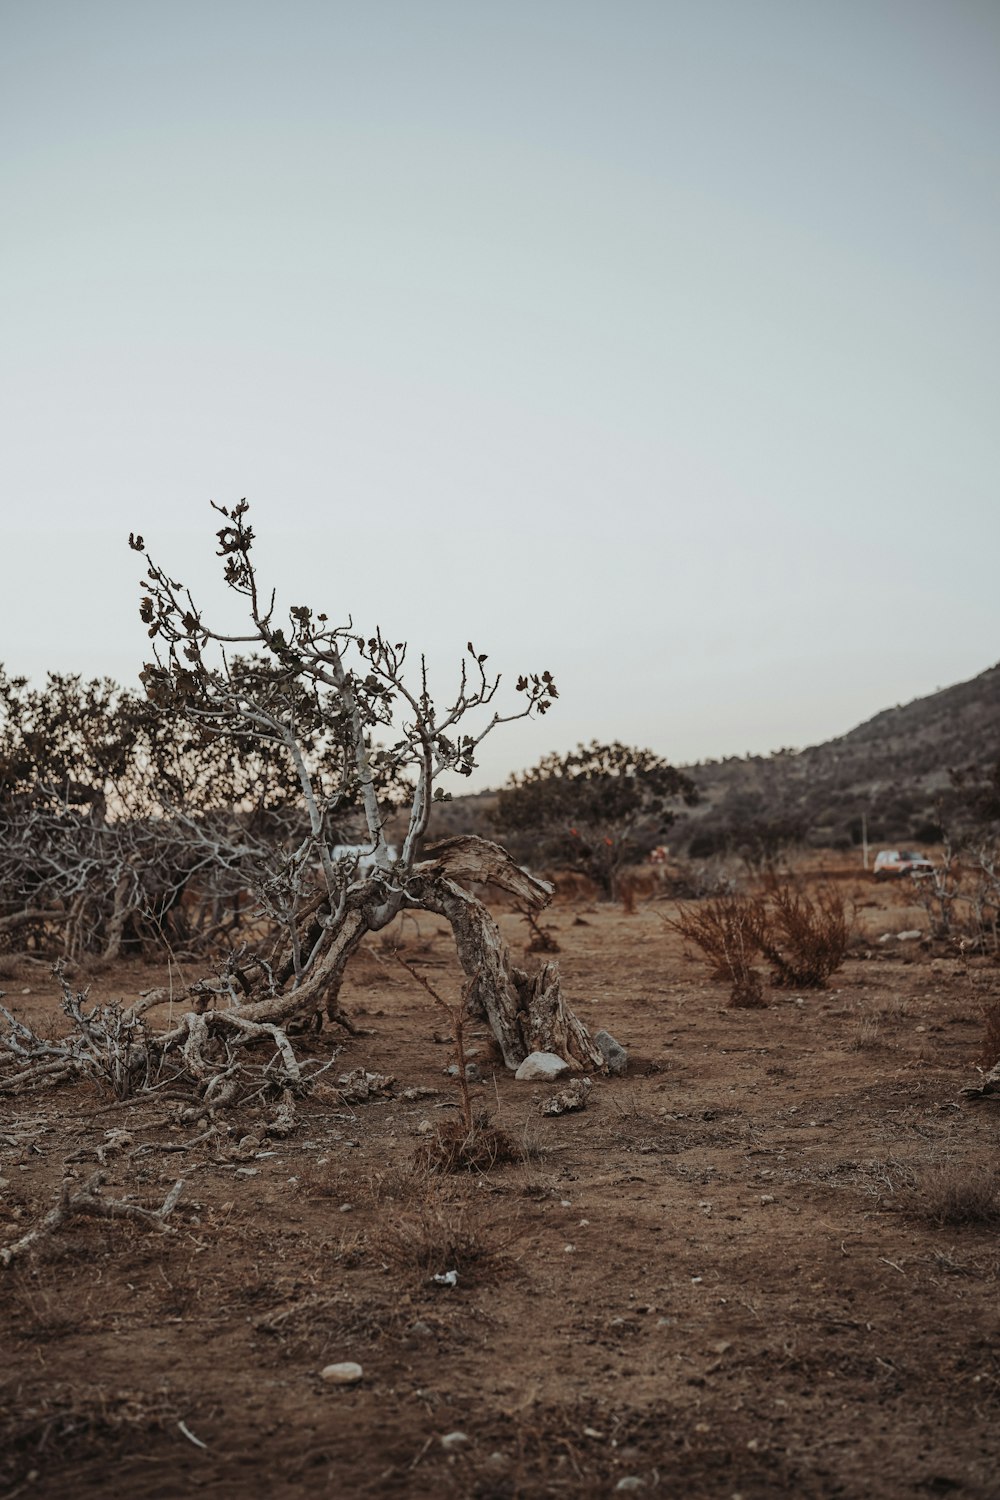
[674,661,1000,854]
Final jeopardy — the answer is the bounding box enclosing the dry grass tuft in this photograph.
[378,1176,527,1286]
[917,1164,1000,1228]
[417,1115,524,1173]
[848,1015,882,1051]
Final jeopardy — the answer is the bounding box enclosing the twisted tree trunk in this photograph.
[149,836,606,1074]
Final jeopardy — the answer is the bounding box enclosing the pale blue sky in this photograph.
[2,0,997,787]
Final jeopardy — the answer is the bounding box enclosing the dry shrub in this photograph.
[917,1164,1000,1228]
[666,894,766,1007]
[417,1113,524,1173]
[760,880,850,989]
[981,997,1000,1068]
[377,1174,527,1286]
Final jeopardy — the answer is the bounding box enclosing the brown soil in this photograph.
[2,865,999,1499]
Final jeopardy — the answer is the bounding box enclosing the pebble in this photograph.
[440,1431,469,1450]
[616,1479,644,1492]
[320,1362,363,1385]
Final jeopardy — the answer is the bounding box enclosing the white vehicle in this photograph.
[872,849,934,881]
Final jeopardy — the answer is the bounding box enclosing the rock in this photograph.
[616,1479,645,1492]
[440,1431,469,1450]
[897,930,923,942]
[594,1029,628,1075]
[515,1051,569,1081]
[542,1078,592,1116]
[445,1062,482,1082]
[320,1362,363,1384]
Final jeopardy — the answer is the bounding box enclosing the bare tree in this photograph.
[124,500,607,1074]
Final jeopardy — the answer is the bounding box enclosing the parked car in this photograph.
[873,849,934,880]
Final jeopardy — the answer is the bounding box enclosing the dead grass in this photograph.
[848,1015,882,1051]
[373,1170,528,1286]
[916,1164,1000,1229]
[0,1384,182,1491]
[416,1114,524,1173]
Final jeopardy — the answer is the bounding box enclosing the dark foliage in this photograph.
[494,741,697,896]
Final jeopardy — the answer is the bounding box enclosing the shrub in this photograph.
[667,893,767,1008]
[759,880,849,988]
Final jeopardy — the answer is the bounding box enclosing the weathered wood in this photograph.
[408,854,604,1072]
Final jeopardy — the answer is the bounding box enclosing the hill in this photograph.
[675,661,1000,854]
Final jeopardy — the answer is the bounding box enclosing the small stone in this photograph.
[408,1320,433,1338]
[416,1120,433,1135]
[440,1431,469,1450]
[515,1051,570,1082]
[897,930,922,942]
[321,1362,363,1384]
[616,1479,644,1492]
[759,1194,775,1205]
[594,1029,628,1076]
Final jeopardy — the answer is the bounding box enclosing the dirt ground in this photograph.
[2,863,999,1499]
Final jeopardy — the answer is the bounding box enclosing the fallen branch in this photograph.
[0,1170,186,1268]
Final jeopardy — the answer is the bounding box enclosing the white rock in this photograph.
[897,930,923,942]
[320,1362,363,1384]
[616,1479,645,1492]
[440,1431,469,1449]
[514,1051,570,1081]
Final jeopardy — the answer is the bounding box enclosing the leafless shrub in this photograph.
[394,954,522,1171]
[520,905,560,952]
[760,880,850,988]
[916,1164,1000,1228]
[665,893,767,1007]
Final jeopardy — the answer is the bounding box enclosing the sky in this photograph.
[2,0,998,790]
